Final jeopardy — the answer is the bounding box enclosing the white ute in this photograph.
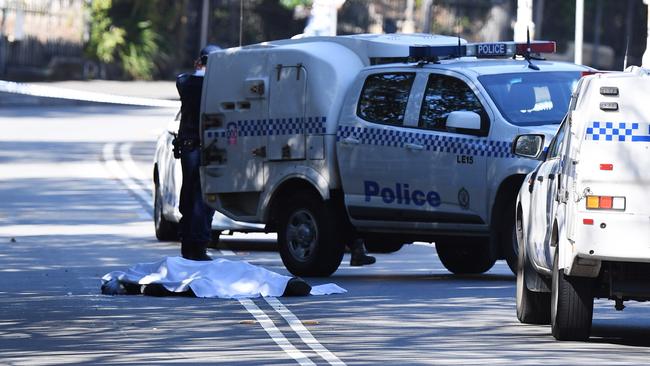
[515,67,650,341]
[199,33,591,276]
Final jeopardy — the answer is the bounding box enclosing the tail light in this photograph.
[586,195,625,210]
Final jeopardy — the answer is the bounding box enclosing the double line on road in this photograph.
[102,141,345,366]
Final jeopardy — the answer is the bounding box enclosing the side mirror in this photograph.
[513,134,545,159]
[446,111,481,130]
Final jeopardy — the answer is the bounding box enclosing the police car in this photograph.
[152,111,264,241]
[198,33,592,276]
[514,67,650,341]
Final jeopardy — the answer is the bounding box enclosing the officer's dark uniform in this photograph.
[175,46,219,261]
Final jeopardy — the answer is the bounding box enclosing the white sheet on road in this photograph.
[102,256,346,298]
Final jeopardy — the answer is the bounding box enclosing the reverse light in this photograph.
[586,195,625,210]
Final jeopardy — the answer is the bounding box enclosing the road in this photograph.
[1,104,649,365]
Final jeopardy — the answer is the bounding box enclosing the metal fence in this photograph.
[0,0,85,80]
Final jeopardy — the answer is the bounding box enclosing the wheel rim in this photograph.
[285,209,318,263]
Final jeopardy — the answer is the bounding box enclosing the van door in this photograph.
[268,63,307,160]
[200,52,269,196]
[408,71,490,226]
[529,120,568,264]
[336,70,421,222]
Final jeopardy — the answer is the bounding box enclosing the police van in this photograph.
[515,67,650,340]
[198,33,591,276]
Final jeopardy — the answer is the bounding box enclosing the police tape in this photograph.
[0,80,181,108]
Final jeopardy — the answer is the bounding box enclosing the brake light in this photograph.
[599,196,613,209]
[586,195,625,210]
[581,71,605,77]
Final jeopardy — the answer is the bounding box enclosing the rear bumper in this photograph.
[572,212,650,262]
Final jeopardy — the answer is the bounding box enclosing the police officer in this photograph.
[175,44,220,261]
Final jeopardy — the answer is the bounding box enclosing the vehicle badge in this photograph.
[227,122,238,145]
[458,187,470,209]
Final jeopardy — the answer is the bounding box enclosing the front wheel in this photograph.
[551,251,594,341]
[436,237,496,274]
[277,192,345,277]
[516,213,551,324]
[154,179,179,241]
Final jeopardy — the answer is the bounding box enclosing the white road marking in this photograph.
[0,80,181,108]
[266,297,346,365]
[218,249,237,256]
[239,299,316,366]
[119,142,151,186]
[102,143,153,212]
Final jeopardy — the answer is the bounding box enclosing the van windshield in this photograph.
[478,72,581,127]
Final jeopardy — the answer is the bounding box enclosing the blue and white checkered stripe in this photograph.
[204,116,327,139]
[586,121,650,142]
[337,126,515,158]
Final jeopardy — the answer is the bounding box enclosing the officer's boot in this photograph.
[349,239,376,266]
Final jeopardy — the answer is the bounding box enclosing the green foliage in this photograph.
[280,0,312,9]
[87,0,125,64]
[86,0,164,80]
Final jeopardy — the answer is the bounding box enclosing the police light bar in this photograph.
[408,41,556,61]
[467,41,556,58]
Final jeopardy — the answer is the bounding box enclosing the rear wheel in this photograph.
[278,192,345,277]
[551,251,594,341]
[436,237,496,274]
[516,212,551,324]
[154,179,178,241]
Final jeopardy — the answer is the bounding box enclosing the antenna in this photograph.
[623,34,630,70]
[239,0,243,47]
[457,34,462,58]
[525,27,540,70]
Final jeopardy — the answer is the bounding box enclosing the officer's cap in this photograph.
[199,44,221,65]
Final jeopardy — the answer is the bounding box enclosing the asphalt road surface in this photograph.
[1,104,649,365]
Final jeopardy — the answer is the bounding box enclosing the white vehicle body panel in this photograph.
[199,33,589,242]
[520,68,650,281]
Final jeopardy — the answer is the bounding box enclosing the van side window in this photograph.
[419,74,488,135]
[357,72,415,126]
[547,119,568,159]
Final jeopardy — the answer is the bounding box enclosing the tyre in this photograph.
[502,199,518,274]
[277,192,345,277]
[154,179,179,241]
[516,213,551,324]
[551,251,594,341]
[436,237,496,274]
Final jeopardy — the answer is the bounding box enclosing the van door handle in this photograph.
[537,176,544,182]
[405,143,424,151]
[341,137,360,145]
[548,174,555,180]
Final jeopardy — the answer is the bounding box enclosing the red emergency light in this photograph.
[515,42,556,55]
